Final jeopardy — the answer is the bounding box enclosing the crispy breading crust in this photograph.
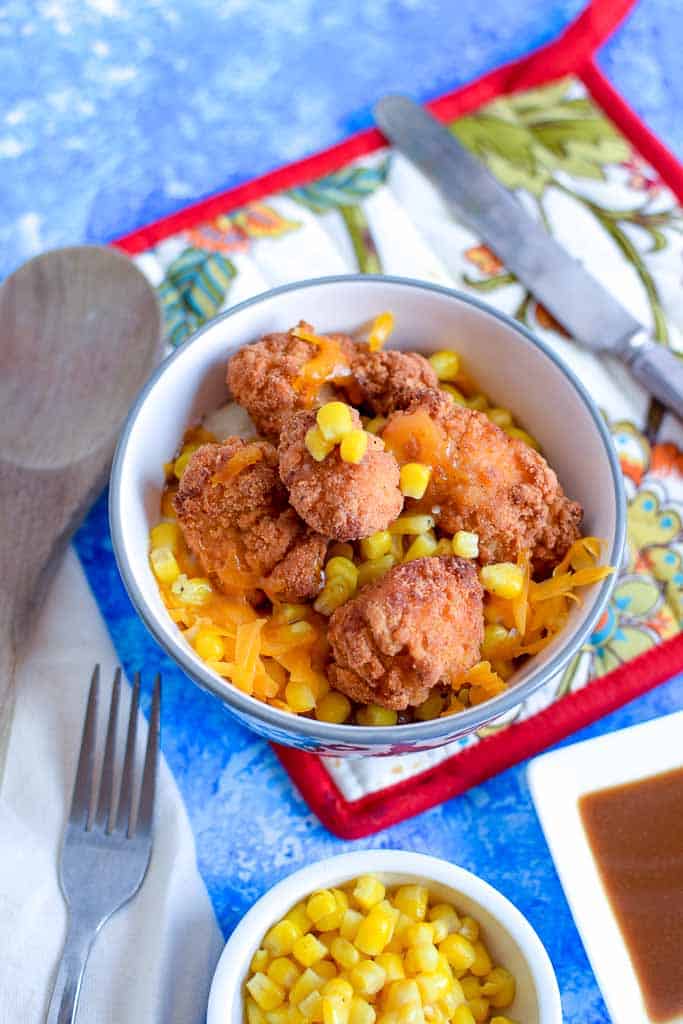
[278,408,403,541]
[226,322,354,438]
[385,389,582,575]
[328,556,484,710]
[343,349,439,416]
[174,438,328,602]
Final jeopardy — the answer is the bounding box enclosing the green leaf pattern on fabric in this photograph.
[158,247,236,348]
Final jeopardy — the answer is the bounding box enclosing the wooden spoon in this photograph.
[0,245,162,779]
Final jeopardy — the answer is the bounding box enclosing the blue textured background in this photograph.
[5,2,683,1021]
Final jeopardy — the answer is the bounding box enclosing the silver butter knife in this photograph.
[374,94,683,420]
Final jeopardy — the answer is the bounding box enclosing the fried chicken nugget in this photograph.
[328,556,484,710]
[226,322,353,438]
[342,348,438,416]
[278,407,403,541]
[384,389,582,575]
[174,437,328,602]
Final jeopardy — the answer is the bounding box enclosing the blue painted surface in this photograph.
[7,2,683,1020]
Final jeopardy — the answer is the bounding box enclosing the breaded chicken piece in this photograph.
[226,322,353,438]
[174,437,328,602]
[342,349,439,416]
[384,389,582,575]
[328,556,484,710]
[278,408,403,541]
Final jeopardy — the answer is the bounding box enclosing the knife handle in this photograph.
[625,332,683,420]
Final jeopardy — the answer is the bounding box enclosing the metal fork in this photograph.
[46,666,161,1024]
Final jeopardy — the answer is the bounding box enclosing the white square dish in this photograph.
[528,711,683,1024]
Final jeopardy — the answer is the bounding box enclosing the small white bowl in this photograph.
[206,850,562,1024]
[110,274,625,755]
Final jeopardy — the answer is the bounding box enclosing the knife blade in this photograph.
[374,94,683,420]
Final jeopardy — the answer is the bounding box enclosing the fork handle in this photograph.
[46,916,100,1024]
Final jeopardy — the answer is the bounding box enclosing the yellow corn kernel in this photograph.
[366,416,387,435]
[353,875,386,911]
[451,1009,476,1024]
[306,426,336,462]
[367,311,394,352]
[465,394,488,411]
[428,350,460,381]
[293,934,328,968]
[194,627,225,662]
[150,521,181,552]
[402,923,434,947]
[269,957,302,990]
[357,556,394,589]
[375,953,405,982]
[307,890,338,924]
[466,999,489,1023]
[414,691,444,722]
[326,557,359,590]
[314,578,353,616]
[286,681,317,714]
[350,959,387,996]
[356,705,398,728]
[316,691,352,724]
[399,463,432,500]
[394,887,429,922]
[441,383,467,405]
[438,979,465,1019]
[323,978,354,1002]
[384,979,421,1010]
[248,998,268,1024]
[360,531,393,561]
[389,514,435,536]
[350,997,377,1024]
[322,997,349,1024]
[150,546,180,584]
[266,1007,295,1024]
[452,531,479,560]
[481,967,516,1009]
[481,623,510,659]
[354,905,395,955]
[264,920,302,957]
[439,934,476,972]
[414,972,449,1003]
[405,944,439,974]
[340,429,369,465]
[504,425,540,450]
[459,918,480,944]
[290,968,326,1006]
[403,531,437,562]
[173,447,198,479]
[429,904,461,936]
[329,936,360,970]
[300,992,324,1023]
[480,563,524,600]
[468,942,492,978]
[486,408,513,428]
[459,978,480,1000]
[247,973,286,1012]
[286,903,313,936]
[317,402,355,443]
[429,918,450,945]
[170,574,212,605]
[252,949,271,973]
[340,908,364,942]
[317,910,345,934]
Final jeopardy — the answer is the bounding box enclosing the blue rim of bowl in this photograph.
[109,274,626,747]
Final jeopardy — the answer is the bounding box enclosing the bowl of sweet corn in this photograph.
[111,274,625,755]
[206,850,561,1024]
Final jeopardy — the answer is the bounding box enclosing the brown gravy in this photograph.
[579,766,683,1022]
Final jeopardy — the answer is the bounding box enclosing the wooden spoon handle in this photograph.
[0,609,17,786]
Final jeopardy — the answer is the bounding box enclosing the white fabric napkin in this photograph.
[0,548,224,1023]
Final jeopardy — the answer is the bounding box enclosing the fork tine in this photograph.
[93,668,121,831]
[134,674,161,838]
[115,671,140,835]
[68,665,100,828]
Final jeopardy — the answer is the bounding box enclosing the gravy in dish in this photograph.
[579,765,683,1022]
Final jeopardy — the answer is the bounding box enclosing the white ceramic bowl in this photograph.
[110,275,625,755]
[206,850,562,1024]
